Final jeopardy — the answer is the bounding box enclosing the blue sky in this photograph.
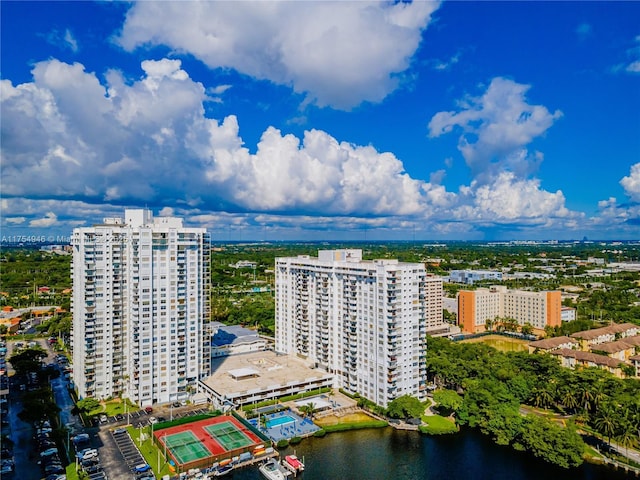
[1,1,639,242]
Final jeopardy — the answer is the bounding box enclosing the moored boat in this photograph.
[258,458,288,480]
[282,455,304,475]
[210,463,234,477]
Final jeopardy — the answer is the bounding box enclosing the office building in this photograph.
[275,249,443,408]
[71,209,209,405]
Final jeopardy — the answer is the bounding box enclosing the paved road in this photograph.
[608,441,640,465]
[4,340,43,480]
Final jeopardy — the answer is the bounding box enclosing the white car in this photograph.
[40,448,58,457]
[76,448,98,460]
[148,416,158,425]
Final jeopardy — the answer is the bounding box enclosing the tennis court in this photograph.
[154,415,267,471]
[162,431,212,464]
[204,421,254,451]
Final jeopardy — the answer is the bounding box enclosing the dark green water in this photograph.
[230,428,633,480]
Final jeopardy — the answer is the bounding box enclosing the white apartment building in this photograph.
[71,209,210,405]
[275,249,443,408]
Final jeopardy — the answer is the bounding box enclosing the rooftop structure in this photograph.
[198,350,333,409]
[210,322,267,357]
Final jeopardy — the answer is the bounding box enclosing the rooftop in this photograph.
[550,349,624,369]
[202,350,333,401]
[570,322,639,340]
[211,324,262,347]
[528,336,577,350]
[592,336,640,354]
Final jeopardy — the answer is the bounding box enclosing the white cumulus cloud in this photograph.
[1,57,430,218]
[29,212,58,227]
[116,1,440,110]
[1,57,587,238]
[428,77,562,182]
[620,163,640,201]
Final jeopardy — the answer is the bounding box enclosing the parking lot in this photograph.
[98,405,212,480]
[99,406,210,428]
[111,429,146,471]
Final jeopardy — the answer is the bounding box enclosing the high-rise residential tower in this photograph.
[71,209,210,405]
[275,249,442,408]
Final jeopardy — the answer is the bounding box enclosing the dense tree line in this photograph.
[426,336,640,468]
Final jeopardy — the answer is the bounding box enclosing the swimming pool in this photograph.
[266,415,296,429]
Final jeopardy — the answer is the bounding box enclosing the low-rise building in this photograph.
[630,355,640,377]
[590,336,640,362]
[527,336,578,354]
[210,322,267,358]
[198,350,333,410]
[448,269,502,285]
[549,349,625,378]
[569,322,640,350]
[561,306,576,322]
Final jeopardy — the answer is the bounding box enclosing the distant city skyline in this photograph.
[1,1,639,241]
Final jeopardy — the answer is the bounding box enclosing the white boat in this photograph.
[209,464,234,477]
[282,455,304,475]
[258,459,288,480]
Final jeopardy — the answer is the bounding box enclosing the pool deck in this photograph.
[249,410,319,442]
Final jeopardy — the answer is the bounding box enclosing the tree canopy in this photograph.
[387,395,425,419]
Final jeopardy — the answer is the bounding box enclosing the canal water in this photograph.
[229,427,631,480]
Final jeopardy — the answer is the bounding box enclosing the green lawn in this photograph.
[129,425,175,478]
[419,414,458,435]
[87,398,138,417]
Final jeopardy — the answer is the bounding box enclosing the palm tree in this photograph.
[300,402,317,419]
[485,318,494,332]
[580,386,594,412]
[594,409,616,446]
[532,387,554,409]
[560,388,578,414]
[614,423,635,457]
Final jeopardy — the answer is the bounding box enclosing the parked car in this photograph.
[84,464,102,475]
[72,433,90,444]
[45,474,65,480]
[76,448,98,461]
[40,448,58,457]
[81,458,99,468]
[44,465,64,475]
[41,455,61,466]
[144,406,153,414]
[134,464,151,473]
[82,451,98,461]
